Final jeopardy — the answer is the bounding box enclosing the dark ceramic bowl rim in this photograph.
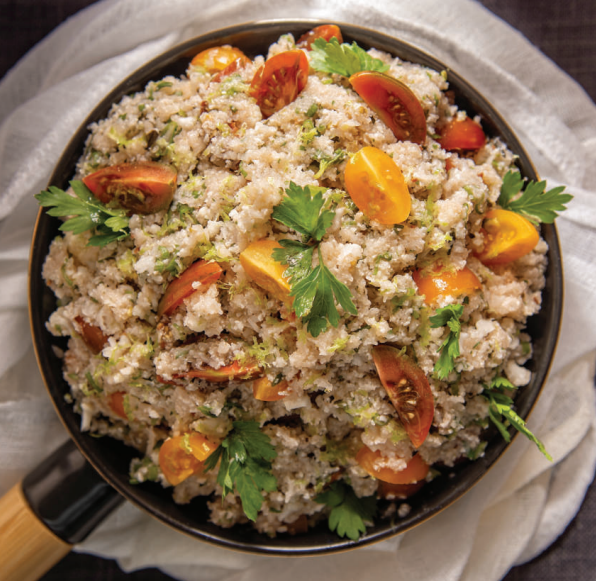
[28,18,563,555]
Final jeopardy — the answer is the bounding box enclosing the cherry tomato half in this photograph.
[253,376,288,401]
[372,345,434,448]
[344,146,411,224]
[157,260,223,317]
[212,55,252,82]
[173,360,262,383]
[75,316,108,354]
[377,479,425,499]
[240,239,291,303]
[83,162,177,214]
[107,391,127,420]
[158,434,216,486]
[475,208,539,266]
[356,446,430,484]
[249,50,309,118]
[297,24,343,50]
[413,265,481,305]
[438,117,486,151]
[191,46,248,73]
[349,71,426,144]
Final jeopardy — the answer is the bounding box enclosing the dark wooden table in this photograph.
[1,1,594,580]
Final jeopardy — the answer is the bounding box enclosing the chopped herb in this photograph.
[429,304,464,380]
[315,480,377,540]
[313,148,347,179]
[305,103,319,117]
[204,421,277,522]
[497,170,573,225]
[482,376,552,460]
[35,181,130,247]
[155,246,183,276]
[156,81,173,90]
[310,38,389,77]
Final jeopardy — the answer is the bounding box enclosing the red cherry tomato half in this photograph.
[297,24,343,50]
[372,345,434,448]
[157,260,223,317]
[349,71,427,144]
[249,50,309,118]
[438,117,486,151]
[356,446,430,484]
[75,316,108,354]
[377,478,426,499]
[83,162,177,214]
[107,392,128,420]
[173,360,262,383]
[191,46,248,73]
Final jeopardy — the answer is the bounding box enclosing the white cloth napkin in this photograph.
[1,1,595,580]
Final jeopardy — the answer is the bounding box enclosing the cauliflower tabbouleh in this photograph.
[39,26,561,539]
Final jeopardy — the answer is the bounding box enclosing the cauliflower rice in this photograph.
[41,31,546,536]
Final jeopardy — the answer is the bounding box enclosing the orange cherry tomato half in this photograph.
[240,239,291,303]
[412,265,481,305]
[253,376,288,401]
[107,391,128,420]
[212,55,252,82]
[356,446,430,484]
[75,316,108,354]
[158,435,204,486]
[475,208,539,266]
[173,360,262,383]
[190,46,248,73]
[372,345,434,448]
[344,146,411,224]
[438,117,486,151]
[157,260,223,317]
[377,479,425,499]
[83,162,177,214]
[297,24,343,50]
[249,50,309,118]
[349,71,426,144]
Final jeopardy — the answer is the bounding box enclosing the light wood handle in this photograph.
[0,482,72,581]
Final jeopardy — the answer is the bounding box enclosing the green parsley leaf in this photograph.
[483,376,552,461]
[272,240,315,284]
[429,305,464,380]
[310,38,389,77]
[316,480,377,541]
[35,180,130,247]
[498,170,573,225]
[271,182,334,241]
[203,420,277,521]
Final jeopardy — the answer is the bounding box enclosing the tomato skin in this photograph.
[253,376,288,401]
[349,71,426,144]
[344,146,411,224]
[240,239,291,303]
[212,55,251,82]
[75,316,108,354]
[173,360,262,383]
[377,479,425,499]
[412,265,481,305]
[475,208,539,265]
[249,50,309,118]
[83,162,177,214]
[191,46,248,73]
[438,117,486,151]
[107,391,128,420]
[157,260,223,317]
[297,24,343,49]
[356,446,430,484]
[372,345,434,448]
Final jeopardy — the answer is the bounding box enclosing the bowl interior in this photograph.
[29,19,563,555]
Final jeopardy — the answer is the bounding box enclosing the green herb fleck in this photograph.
[429,304,464,380]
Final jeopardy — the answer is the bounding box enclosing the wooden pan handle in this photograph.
[0,482,72,581]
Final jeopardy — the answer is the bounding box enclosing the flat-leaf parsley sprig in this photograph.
[315,480,377,541]
[310,38,389,77]
[497,170,573,225]
[271,182,358,337]
[429,304,464,380]
[203,420,278,522]
[35,180,130,247]
[482,376,552,461]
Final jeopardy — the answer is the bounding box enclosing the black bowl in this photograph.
[29,19,563,555]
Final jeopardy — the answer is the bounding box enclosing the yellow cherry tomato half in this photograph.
[158,435,204,486]
[475,208,539,266]
[253,376,288,401]
[240,239,291,303]
[356,446,430,484]
[344,146,411,224]
[191,46,248,73]
[412,265,481,305]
